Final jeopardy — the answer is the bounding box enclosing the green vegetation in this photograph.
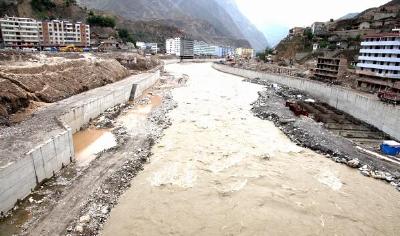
[256,52,266,61]
[303,28,314,41]
[31,0,56,12]
[319,38,329,48]
[256,47,274,61]
[117,28,136,45]
[87,12,116,28]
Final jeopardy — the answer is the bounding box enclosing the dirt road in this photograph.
[102,63,400,235]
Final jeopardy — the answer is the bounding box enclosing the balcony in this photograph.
[358,56,400,63]
[356,69,400,79]
[360,49,400,54]
[361,41,400,46]
[357,63,400,71]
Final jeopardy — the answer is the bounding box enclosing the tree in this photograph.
[87,14,116,28]
[303,28,314,41]
[118,28,136,43]
[31,0,56,12]
[256,47,274,62]
[319,39,329,48]
[265,47,274,55]
[256,52,266,61]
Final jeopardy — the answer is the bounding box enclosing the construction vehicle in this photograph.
[378,91,400,104]
[60,45,83,52]
[285,100,309,116]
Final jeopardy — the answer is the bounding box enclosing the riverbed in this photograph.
[102,63,400,235]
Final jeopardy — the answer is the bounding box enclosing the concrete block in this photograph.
[0,157,37,213]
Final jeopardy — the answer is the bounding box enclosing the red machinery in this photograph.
[285,101,309,116]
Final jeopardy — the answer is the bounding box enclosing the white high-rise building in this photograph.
[166,37,182,56]
[0,16,40,48]
[194,40,206,56]
[356,31,400,92]
[166,38,175,54]
[146,43,158,54]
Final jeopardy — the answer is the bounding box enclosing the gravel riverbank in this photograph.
[248,78,400,191]
[0,73,180,236]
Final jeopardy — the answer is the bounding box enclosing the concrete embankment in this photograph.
[0,67,161,214]
[213,63,400,141]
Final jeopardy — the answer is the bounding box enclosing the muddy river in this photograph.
[102,63,400,235]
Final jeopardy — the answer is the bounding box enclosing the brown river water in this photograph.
[102,63,400,236]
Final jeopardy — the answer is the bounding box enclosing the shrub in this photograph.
[31,0,56,12]
[87,14,116,28]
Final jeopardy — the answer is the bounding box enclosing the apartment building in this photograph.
[145,43,158,54]
[289,27,305,37]
[356,32,400,93]
[236,48,255,59]
[222,47,235,57]
[180,38,194,59]
[311,22,327,36]
[0,16,90,48]
[39,20,90,47]
[203,44,219,57]
[166,38,176,55]
[314,57,347,81]
[165,37,182,56]
[194,41,233,58]
[137,42,158,54]
[194,40,207,56]
[0,16,40,48]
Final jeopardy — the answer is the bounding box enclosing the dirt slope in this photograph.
[0,53,130,125]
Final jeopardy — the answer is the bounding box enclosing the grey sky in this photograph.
[235,0,390,28]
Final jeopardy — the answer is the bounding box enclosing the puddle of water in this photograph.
[73,128,117,167]
[0,208,30,236]
[118,94,162,131]
[102,63,400,236]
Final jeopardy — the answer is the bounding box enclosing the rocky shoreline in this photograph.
[64,93,177,235]
[247,78,400,191]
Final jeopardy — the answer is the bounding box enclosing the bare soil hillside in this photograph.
[0,52,159,126]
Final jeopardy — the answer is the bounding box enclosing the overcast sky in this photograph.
[234,0,390,46]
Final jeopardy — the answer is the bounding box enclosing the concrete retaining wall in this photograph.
[213,63,400,141]
[0,69,161,214]
[60,70,160,133]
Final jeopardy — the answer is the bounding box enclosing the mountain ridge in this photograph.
[78,0,268,50]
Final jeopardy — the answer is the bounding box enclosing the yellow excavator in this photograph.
[60,45,83,52]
